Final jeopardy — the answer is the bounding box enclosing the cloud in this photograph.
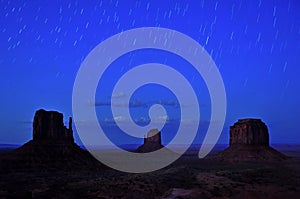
[101,115,170,126]
[93,99,148,108]
[113,115,127,122]
[133,115,170,125]
[134,117,150,125]
[155,115,169,123]
[92,98,183,109]
[111,92,126,99]
[94,101,111,106]
[127,99,148,108]
[156,99,180,108]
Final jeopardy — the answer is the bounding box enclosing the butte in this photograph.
[218,118,288,162]
[136,128,164,153]
[0,109,102,172]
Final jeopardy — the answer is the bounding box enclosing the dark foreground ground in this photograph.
[0,145,300,199]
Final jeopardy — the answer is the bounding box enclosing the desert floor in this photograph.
[0,146,300,199]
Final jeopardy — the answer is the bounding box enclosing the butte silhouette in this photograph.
[0,109,102,172]
[136,128,164,153]
[218,118,288,162]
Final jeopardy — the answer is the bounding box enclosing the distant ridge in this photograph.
[0,144,20,149]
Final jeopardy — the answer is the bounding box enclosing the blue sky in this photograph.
[0,0,299,145]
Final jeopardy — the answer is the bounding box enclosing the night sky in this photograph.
[0,0,299,146]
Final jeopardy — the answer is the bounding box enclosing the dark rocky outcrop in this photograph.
[33,109,74,142]
[136,129,164,153]
[218,118,288,162]
[230,119,269,146]
[0,109,103,172]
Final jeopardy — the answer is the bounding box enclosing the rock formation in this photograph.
[230,119,269,146]
[218,118,287,162]
[33,109,74,142]
[0,109,102,172]
[136,129,164,153]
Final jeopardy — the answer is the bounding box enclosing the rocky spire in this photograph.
[69,117,72,131]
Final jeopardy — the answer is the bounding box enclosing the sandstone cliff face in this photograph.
[33,109,74,142]
[136,129,164,153]
[230,119,269,146]
[218,118,287,162]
